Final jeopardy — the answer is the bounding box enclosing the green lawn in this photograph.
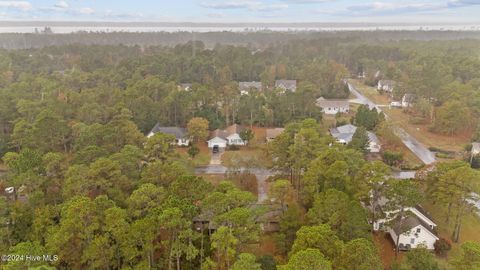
[221,146,273,169]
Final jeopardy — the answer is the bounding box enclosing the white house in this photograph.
[329,124,381,153]
[316,97,350,115]
[275,80,297,92]
[207,136,227,149]
[179,83,192,91]
[372,200,439,250]
[239,81,262,95]
[207,124,247,148]
[402,94,415,108]
[147,124,190,146]
[472,142,480,156]
[377,80,395,93]
[388,216,439,250]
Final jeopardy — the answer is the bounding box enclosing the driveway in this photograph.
[194,165,276,203]
[209,148,225,165]
[348,83,436,165]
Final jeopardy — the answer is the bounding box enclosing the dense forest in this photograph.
[0,32,480,269]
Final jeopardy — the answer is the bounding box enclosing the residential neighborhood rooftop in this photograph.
[148,124,187,139]
[315,97,349,109]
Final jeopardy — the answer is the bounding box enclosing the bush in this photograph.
[409,116,427,125]
[227,145,240,151]
[434,238,452,257]
[383,150,404,166]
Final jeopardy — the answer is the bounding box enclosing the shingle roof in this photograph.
[392,215,437,236]
[316,97,350,109]
[266,128,285,139]
[149,124,187,139]
[275,80,297,90]
[210,124,246,140]
[239,81,262,92]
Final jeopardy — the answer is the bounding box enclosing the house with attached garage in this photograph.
[275,80,297,92]
[316,97,350,115]
[147,124,190,146]
[371,197,439,250]
[402,94,416,108]
[377,80,395,93]
[207,124,247,148]
[329,124,381,153]
[239,81,262,95]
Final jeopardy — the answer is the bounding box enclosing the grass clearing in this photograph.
[221,146,273,168]
[350,80,472,153]
[177,142,212,167]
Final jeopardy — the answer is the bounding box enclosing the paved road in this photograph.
[348,83,436,165]
[195,165,275,203]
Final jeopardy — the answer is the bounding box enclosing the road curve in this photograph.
[347,83,436,165]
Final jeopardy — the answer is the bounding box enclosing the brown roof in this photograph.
[316,97,349,109]
[210,124,246,139]
[266,128,285,139]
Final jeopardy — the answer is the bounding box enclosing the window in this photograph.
[416,228,421,233]
[410,238,415,244]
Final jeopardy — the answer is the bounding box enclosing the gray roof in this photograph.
[330,124,357,143]
[392,215,437,236]
[239,81,262,92]
[275,80,297,91]
[316,97,349,109]
[149,124,187,139]
[367,131,380,144]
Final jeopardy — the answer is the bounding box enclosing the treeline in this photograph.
[2,30,480,50]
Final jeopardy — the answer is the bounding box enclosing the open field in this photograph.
[383,108,472,153]
[350,80,472,153]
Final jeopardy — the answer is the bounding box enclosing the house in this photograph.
[472,142,480,156]
[266,128,285,142]
[207,124,247,148]
[147,124,190,146]
[329,124,381,153]
[372,198,439,250]
[367,132,381,153]
[316,97,350,115]
[179,83,192,91]
[239,81,262,95]
[389,215,439,250]
[275,80,297,92]
[390,101,402,108]
[377,80,395,93]
[402,94,416,108]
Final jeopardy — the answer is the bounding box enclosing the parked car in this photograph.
[212,145,220,154]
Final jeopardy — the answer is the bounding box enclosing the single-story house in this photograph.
[179,83,192,91]
[239,81,262,95]
[372,197,438,250]
[472,142,480,156]
[207,124,247,148]
[266,128,285,142]
[147,124,190,146]
[316,97,350,115]
[377,80,395,93]
[402,94,416,108]
[329,124,381,153]
[275,80,297,92]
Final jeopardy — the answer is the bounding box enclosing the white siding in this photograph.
[389,225,438,250]
[208,137,227,148]
[227,134,246,146]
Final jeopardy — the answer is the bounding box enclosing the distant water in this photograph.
[1,24,480,33]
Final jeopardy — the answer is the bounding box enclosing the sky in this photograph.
[1,0,480,23]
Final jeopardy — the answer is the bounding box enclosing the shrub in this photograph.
[383,150,404,166]
[434,238,452,257]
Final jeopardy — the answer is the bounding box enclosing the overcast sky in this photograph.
[1,0,480,22]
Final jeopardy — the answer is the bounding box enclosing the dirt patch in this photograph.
[373,232,404,270]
